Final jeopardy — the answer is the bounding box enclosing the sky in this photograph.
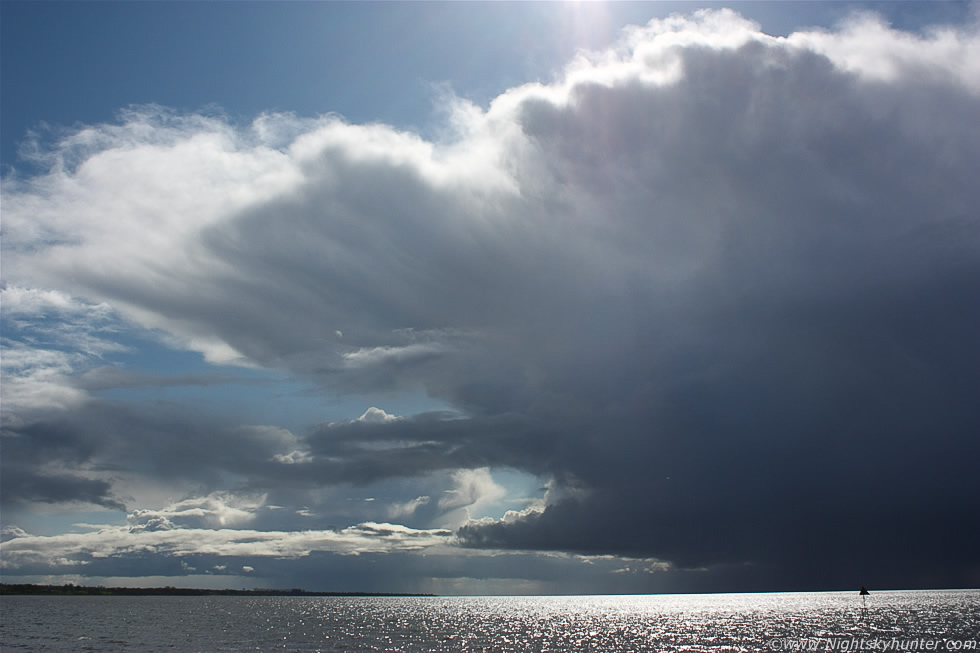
[1,1,979,595]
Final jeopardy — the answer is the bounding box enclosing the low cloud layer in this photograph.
[2,9,979,591]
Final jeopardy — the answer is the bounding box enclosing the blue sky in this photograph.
[6,1,970,168]
[2,1,979,595]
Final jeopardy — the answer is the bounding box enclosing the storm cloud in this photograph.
[2,9,979,591]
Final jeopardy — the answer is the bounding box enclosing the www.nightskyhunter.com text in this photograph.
[767,638,978,651]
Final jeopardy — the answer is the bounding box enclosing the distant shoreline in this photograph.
[0,583,434,597]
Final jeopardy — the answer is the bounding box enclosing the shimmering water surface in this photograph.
[2,590,977,651]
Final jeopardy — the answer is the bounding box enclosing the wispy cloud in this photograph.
[0,520,454,569]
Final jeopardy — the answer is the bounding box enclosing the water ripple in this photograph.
[1,590,976,651]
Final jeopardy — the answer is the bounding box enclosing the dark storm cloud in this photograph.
[0,399,556,502]
[2,10,979,590]
[0,467,126,511]
[302,412,565,484]
[0,401,312,508]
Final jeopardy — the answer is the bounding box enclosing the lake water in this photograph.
[1,590,977,651]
